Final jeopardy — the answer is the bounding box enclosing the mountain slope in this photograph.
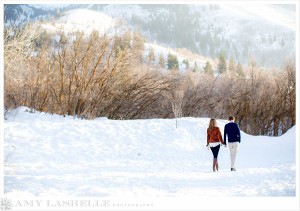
[100,4,296,68]
[5,3,296,68]
[4,4,56,24]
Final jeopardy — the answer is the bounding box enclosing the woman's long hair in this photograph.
[208,118,217,130]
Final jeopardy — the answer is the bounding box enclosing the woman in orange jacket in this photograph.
[207,118,225,172]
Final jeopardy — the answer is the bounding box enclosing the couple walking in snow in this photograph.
[206,116,241,172]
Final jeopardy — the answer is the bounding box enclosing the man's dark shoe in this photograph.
[231,168,236,171]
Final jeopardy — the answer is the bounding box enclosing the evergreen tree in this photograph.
[193,61,199,72]
[183,58,190,70]
[203,61,213,76]
[167,52,179,70]
[236,62,245,77]
[217,53,227,74]
[228,56,235,75]
[159,52,165,68]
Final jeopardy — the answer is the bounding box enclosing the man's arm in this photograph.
[237,124,241,142]
[223,125,227,145]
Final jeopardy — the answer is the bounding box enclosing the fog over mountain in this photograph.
[4,3,296,68]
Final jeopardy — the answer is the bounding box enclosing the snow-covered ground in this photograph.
[3,106,297,200]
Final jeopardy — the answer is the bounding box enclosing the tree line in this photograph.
[4,21,295,136]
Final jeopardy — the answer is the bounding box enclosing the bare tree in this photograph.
[4,21,295,136]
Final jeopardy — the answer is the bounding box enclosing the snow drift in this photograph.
[4,107,296,198]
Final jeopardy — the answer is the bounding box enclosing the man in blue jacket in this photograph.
[224,115,241,171]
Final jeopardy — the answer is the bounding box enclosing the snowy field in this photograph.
[3,106,297,200]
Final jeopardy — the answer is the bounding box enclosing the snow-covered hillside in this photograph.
[56,9,115,35]
[5,3,295,69]
[144,43,214,71]
[41,9,116,36]
[220,4,295,30]
[100,4,296,68]
[37,8,215,71]
[4,107,296,201]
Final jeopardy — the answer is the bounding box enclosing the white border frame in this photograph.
[1,0,299,210]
